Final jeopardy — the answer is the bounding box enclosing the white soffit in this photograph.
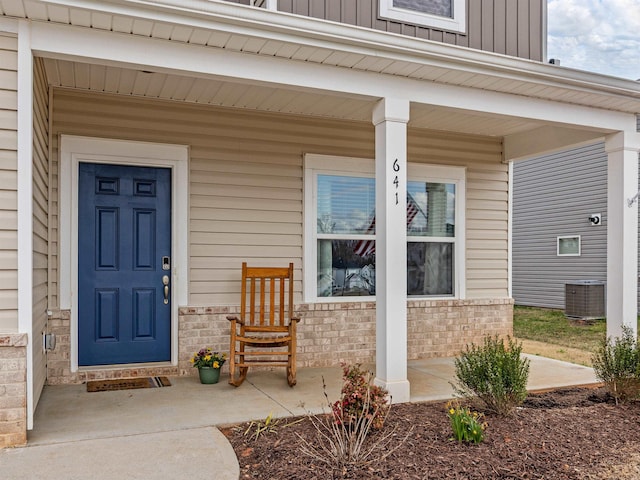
[42,58,552,137]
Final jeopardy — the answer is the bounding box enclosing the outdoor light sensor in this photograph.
[588,213,601,226]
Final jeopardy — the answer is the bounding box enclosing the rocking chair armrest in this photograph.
[291,316,301,323]
[226,315,245,326]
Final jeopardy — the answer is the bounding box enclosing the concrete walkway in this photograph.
[0,355,599,479]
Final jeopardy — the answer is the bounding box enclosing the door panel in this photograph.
[78,163,171,366]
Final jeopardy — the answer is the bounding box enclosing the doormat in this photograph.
[87,376,172,392]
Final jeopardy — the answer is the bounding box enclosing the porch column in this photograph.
[373,98,410,403]
[606,131,640,339]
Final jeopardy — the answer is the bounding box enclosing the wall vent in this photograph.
[564,281,605,319]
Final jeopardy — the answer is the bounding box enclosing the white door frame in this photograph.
[60,135,189,371]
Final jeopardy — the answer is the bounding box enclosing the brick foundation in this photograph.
[179,298,513,368]
[0,333,28,448]
[46,298,512,384]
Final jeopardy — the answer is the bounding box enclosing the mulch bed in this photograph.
[223,386,640,479]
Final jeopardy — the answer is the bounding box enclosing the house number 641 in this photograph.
[392,158,400,205]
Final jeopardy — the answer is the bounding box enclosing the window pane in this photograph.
[317,175,375,235]
[407,181,455,237]
[317,240,375,297]
[393,0,453,18]
[558,236,580,255]
[407,242,453,296]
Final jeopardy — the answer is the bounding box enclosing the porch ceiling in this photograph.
[41,58,545,137]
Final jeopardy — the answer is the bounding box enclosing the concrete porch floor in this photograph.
[1,355,599,479]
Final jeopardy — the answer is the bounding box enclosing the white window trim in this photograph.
[60,135,189,372]
[557,235,581,256]
[303,153,466,303]
[379,0,466,33]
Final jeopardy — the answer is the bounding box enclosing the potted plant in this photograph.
[191,348,226,384]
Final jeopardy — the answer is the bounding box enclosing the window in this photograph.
[407,179,456,296]
[304,154,465,302]
[557,236,581,256]
[316,174,377,297]
[379,0,466,33]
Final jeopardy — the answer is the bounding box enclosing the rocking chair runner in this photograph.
[226,262,300,387]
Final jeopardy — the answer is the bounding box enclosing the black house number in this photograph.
[392,158,400,205]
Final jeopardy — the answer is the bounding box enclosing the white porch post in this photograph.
[17,20,34,430]
[606,131,640,339]
[373,98,410,403]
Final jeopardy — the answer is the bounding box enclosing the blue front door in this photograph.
[78,163,172,366]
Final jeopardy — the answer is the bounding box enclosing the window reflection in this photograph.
[317,175,375,235]
[317,240,375,297]
[407,242,453,296]
[315,175,456,298]
[393,0,452,18]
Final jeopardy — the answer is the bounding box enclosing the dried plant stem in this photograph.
[297,376,412,471]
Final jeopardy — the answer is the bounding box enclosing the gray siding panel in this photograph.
[273,0,544,60]
[512,143,608,309]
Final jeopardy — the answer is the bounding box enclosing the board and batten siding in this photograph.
[512,143,609,309]
[51,88,507,306]
[32,57,49,409]
[0,33,18,332]
[227,0,544,61]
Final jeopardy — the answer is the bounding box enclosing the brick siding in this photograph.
[0,334,27,448]
[46,298,512,384]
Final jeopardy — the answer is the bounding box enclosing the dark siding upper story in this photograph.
[226,0,545,61]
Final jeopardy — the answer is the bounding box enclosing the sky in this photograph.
[547,0,640,80]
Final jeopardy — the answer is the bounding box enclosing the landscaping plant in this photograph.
[243,412,303,440]
[452,335,530,416]
[592,325,640,404]
[297,365,410,472]
[332,363,389,430]
[446,400,487,444]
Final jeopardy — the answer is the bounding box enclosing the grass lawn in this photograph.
[513,305,608,366]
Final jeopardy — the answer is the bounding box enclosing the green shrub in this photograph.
[592,326,640,404]
[446,400,487,444]
[452,335,530,416]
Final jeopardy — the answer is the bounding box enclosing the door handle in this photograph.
[162,275,170,304]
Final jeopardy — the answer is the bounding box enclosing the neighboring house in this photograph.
[513,142,609,309]
[1,0,639,447]
[513,114,640,311]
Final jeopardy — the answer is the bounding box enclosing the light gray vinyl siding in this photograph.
[51,88,508,306]
[0,33,18,332]
[234,0,545,61]
[512,143,608,309]
[32,57,49,408]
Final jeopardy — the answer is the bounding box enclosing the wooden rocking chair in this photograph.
[227,262,300,387]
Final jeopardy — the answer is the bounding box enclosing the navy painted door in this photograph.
[78,163,171,366]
